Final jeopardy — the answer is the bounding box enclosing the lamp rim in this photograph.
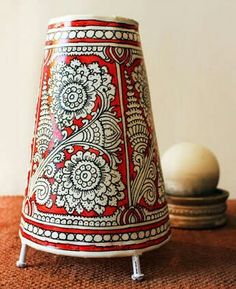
[48,15,139,26]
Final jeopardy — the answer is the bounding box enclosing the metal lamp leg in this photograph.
[16,243,28,268]
[131,255,144,281]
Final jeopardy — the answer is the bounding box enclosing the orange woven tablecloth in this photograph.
[0,196,235,289]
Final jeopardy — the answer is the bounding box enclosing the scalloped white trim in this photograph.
[19,231,171,258]
[48,15,139,26]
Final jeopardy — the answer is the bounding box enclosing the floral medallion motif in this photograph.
[49,59,115,130]
[51,151,124,215]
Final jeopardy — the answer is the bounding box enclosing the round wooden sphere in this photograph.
[161,142,220,196]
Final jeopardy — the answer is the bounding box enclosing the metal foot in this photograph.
[16,243,27,268]
[131,255,144,281]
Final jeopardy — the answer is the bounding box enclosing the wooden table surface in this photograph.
[0,196,235,289]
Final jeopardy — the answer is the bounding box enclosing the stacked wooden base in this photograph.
[166,189,229,229]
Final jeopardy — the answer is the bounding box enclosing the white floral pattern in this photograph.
[52,151,125,215]
[34,178,52,208]
[132,64,151,114]
[49,59,115,130]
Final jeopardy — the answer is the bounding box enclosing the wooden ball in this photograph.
[161,142,220,196]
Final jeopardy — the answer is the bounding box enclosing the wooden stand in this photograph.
[166,189,229,229]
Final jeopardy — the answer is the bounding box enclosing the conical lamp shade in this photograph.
[17,15,171,280]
